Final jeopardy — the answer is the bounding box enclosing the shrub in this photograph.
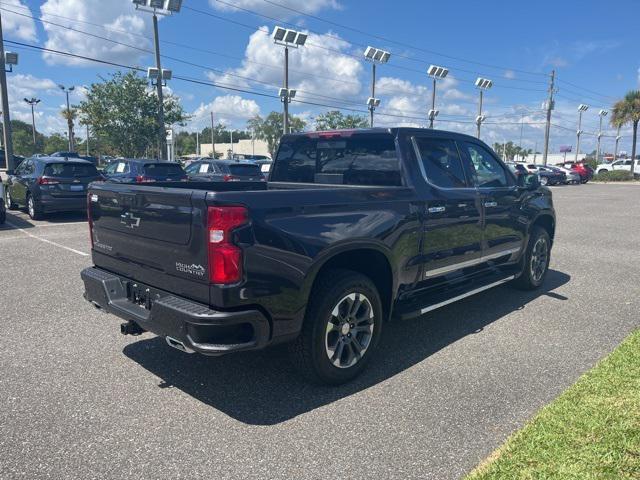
[593,170,636,182]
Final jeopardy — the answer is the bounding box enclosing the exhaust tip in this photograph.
[165,336,195,354]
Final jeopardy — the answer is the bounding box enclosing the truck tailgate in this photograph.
[88,183,210,303]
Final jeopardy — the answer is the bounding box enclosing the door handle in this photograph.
[428,206,446,213]
[484,201,498,208]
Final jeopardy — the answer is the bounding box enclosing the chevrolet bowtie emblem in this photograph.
[120,212,141,229]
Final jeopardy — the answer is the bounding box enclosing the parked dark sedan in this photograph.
[536,166,566,186]
[102,159,188,183]
[4,157,102,220]
[184,159,266,182]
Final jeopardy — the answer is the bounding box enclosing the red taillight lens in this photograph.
[135,175,156,183]
[207,206,248,284]
[87,193,94,248]
[37,176,59,185]
[222,174,238,182]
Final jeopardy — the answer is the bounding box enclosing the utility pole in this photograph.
[542,69,555,166]
[210,111,215,158]
[86,123,89,156]
[370,62,376,128]
[596,109,609,164]
[196,130,199,156]
[475,78,492,139]
[283,45,289,135]
[0,10,14,171]
[152,13,165,160]
[476,89,484,138]
[429,77,436,129]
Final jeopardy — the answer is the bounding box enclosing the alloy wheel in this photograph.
[325,292,375,369]
[530,237,548,283]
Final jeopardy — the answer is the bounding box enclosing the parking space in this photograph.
[1,184,639,480]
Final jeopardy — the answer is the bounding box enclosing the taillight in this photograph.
[222,174,238,182]
[207,205,248,284]
[135,175,156,183]
[37,176,59,185]
[87,192,94,248]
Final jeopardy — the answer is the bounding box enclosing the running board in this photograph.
[395,274,516,320]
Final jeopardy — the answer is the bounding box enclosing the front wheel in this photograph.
[540,176,549,186]
[513,226,551,290]
[5,187,17,209]
[288,269,383,385]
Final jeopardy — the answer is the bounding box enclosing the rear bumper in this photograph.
[81,267,271,355]
[40,195,86,212]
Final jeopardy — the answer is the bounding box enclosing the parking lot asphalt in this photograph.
[1,183,639,480]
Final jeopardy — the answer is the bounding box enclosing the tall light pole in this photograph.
[272,26,307,135]
[58,84,74,152]
[575,104,589,162]
[614,125,621,162]
[474,77,492,139]
[23,97,40,151]
[364,46,390,128]
[0,10,18,171]
[210,111,215,158]
[133,0,182,160]
[596,109,608,164]
[427,65,448,129]
[542,70,555,165]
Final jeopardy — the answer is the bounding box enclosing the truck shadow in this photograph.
[123,269,570,426]
[0,210,87,230]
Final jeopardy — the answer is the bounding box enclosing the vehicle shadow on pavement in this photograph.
[123,269,571,425]
[0,210,87,229]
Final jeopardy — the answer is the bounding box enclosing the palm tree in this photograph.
[611,90,640,178]
[60,107,77,151]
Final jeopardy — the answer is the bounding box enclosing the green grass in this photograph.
[466,329,640,480]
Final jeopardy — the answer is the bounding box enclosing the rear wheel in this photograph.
[288,269,383,385]
[540,176,549,186]
[27,194,44,220]
[513,226,551,290]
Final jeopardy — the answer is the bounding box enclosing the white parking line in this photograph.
[5,221,89,257]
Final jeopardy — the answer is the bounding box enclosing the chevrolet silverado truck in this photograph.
[81,128,555,384]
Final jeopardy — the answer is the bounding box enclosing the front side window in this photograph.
[463,143,512,188]
[185,162,202,174]
[414,137,468,188]
[271,134,401,186]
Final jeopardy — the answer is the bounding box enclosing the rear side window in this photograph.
[143,163,185,177]
[271,134,400,186]
[228,164,261,176]
[44,163,99,177]
[414,137,468,188]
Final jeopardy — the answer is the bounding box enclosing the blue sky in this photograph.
[3,0,638,154]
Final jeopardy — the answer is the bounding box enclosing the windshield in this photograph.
[43,162,99,177]
[143,163,186,177]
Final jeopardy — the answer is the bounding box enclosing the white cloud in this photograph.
[189,95,261,129]
[209,0,340,17]
[40,0,152,66]
[504,70,516,80]
[207,27,363,104]
[1,0,37,41]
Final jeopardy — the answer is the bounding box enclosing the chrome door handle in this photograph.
[484,201,498,208]
[428,206,446,213]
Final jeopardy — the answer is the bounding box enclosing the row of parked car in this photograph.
[506,161,593,186]
[2,155,269,220]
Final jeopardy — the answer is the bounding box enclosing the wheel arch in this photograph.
[531,212,555,243]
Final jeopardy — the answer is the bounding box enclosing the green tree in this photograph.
[10,120,45,156]
[44,133,69,153]
[77,71,188,158]
[60,107,77,151]
[247,112,306,157]
[492,141,521,161]
[314,110,369,130]
[611,90,640,178]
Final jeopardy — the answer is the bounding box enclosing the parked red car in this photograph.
[563,162,593,183]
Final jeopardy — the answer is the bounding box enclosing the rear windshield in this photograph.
[228,164,261,176]
[44,162,99,177]
[271,133,401,186]
[143,163,185,177]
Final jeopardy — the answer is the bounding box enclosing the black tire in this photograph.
[540,176,548,186]
[5,187,17,210]
[288,269,383,385]
[26,193,44,220]
[513,226,551,290]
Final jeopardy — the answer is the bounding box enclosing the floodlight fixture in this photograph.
[4,52,18,66]
[166,0,182,12]
[161,69,172,80]
[598,109,608,117]
[427,65,448,79]
[367,97,381,108]
[475,77,493,89]
[476,115,486,123]
[132,0,182,15]
[428,109,439,120]
[364,46,391,64]
[147,67,159,80]
[288,89,296,99]
[278,88,296,102]
[272,26,307,47]
[578,104,589,112]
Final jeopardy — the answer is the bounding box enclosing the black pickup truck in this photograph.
[81,128,555,384]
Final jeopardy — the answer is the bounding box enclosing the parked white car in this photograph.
[595,159,640,175]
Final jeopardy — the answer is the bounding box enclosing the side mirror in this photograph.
[518,173,540,190]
